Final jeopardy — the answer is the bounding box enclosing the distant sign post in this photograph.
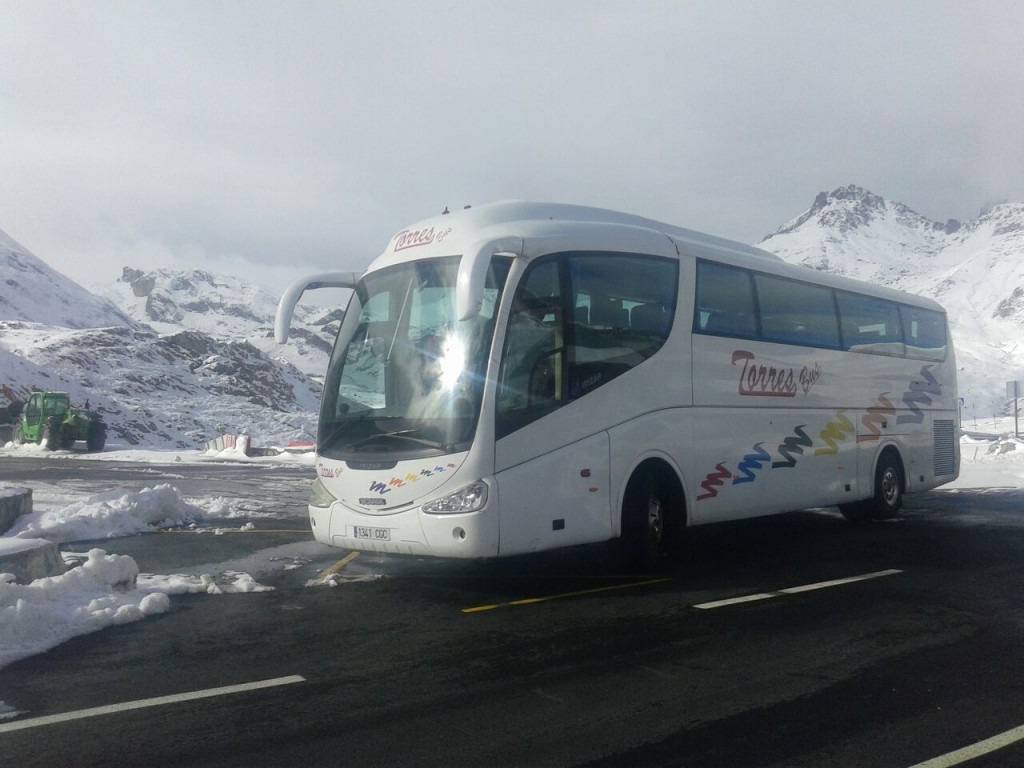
[1009,381,1023,438]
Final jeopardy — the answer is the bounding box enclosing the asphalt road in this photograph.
[2,458,1024,768]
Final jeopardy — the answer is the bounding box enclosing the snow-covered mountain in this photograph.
[759,185,1024,416]
[0,321,322,447]
[97,266,339,378]
[0,230,137,330]
[0,232,329,448]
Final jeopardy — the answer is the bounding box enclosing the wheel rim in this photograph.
[880,467,899,506]
[647,494,664,544]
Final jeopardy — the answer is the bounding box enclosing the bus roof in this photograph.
[375,200,779,264]
[368,200,945,315]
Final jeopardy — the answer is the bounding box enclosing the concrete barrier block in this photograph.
[0,538,66,584]
[0,485,32,535]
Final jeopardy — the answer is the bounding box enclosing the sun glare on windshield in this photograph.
[437,333,467,391]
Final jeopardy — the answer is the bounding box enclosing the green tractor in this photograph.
[12,392,107,451]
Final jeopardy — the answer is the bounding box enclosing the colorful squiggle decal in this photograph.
[697,463,732,500]
[734,442,771,484]
[897,365,940,425]
[772,425,812,468]
[815,410,855,456]
[696,360,945,502]
[858,393,896,442]
[368,462,459,495]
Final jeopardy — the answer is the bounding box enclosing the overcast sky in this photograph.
[2,1,1023,294]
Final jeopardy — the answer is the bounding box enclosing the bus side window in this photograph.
[837,291,904,355]
[901,305,947,360]
[568,253,677,399]
[630,302,672,335]
[496,252,678,438]
[694,261,757,338]
[754,273,841,349]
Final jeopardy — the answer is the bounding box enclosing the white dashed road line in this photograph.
[692,569,904,610]
[908,722,1024,767]
[0,675,305,734]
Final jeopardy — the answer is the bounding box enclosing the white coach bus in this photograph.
[276,201,958,567]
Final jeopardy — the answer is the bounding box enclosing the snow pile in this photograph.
[0,547,275,673]
[5,484,204,543]
[137,570,272,595]
[0,483,278,676]
[0,549,169,670]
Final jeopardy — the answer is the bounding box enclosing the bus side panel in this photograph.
[869,411,959,494]
[494,431,610,555]
[493,325,693,553]
[688,407,860,524]
[849,351,959,495]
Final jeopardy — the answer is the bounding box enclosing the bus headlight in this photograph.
[309,477,337,508]
[422,481,488,515]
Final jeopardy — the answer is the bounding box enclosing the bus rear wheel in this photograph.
[869,451,904,520]
[840,450,904,523]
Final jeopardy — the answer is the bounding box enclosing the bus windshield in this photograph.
[318,255,511,460]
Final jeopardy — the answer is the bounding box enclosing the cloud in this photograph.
[1,0,1022,291]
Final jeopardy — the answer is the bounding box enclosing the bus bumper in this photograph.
[309,501,499,558]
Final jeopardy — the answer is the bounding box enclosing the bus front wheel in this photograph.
[621,466,681,572]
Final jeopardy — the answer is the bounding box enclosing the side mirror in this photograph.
[275,271,361,343]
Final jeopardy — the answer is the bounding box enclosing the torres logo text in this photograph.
[394,227,437,251]
[732,350,823,398]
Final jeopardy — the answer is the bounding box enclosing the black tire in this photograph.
[42,422,58,451]
[12,423,24,445]
[621,469,679,572]
[86,423,106,452]
[842,450,903,523]
[867,451,904,520]
[58,424,76,450]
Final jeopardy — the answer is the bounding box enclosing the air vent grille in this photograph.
[933,419,956,476]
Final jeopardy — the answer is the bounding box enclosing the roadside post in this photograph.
[1008,381,1022,438]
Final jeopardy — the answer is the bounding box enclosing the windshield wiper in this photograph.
[318,412,389,452]
[349,429,451,453]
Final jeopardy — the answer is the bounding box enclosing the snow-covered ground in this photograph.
[1,430,1023,721]
[0,437,317,469]
[0,441,321,720]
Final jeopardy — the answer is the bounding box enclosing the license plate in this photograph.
[352,526,390,542]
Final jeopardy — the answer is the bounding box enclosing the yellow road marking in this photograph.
[462,577,671,613]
